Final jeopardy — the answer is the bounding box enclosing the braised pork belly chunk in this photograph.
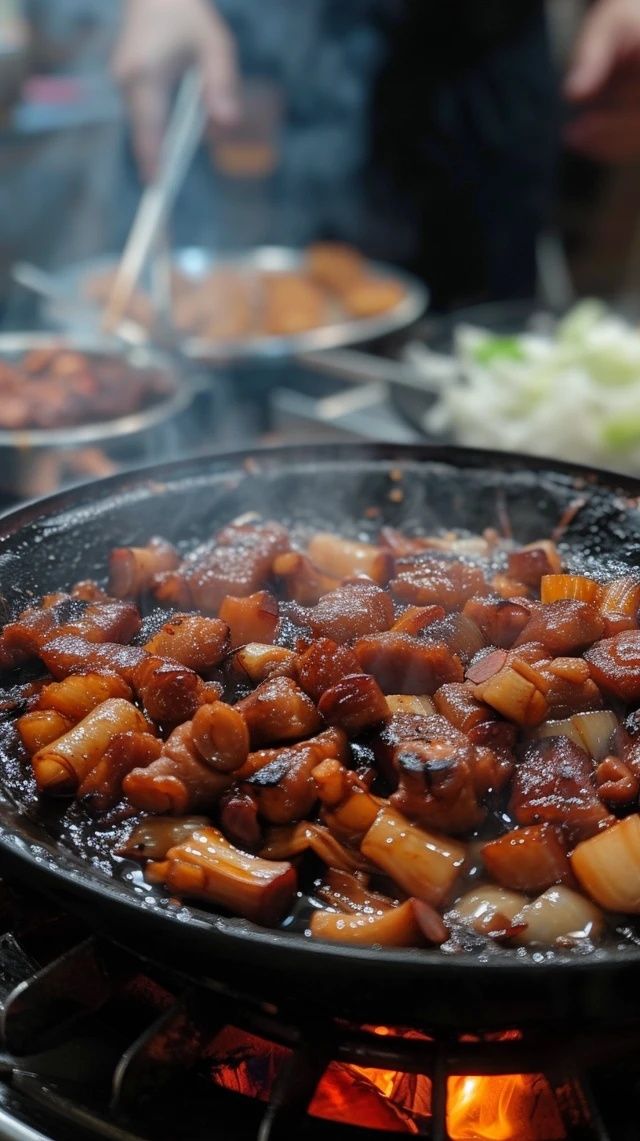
[6,519,640,953]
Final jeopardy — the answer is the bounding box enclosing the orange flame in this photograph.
[207,1024,569,1140]
[447,1074,567,1141]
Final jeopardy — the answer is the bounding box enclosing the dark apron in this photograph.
[370,0,559,306]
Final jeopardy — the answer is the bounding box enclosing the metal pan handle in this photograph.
[299,347,436,394]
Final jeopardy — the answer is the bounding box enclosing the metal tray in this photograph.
[44,246,429,363]
[0,332,194,449]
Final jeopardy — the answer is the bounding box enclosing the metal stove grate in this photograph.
[0,881,632,1141]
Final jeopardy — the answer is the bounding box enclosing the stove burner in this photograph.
[0,882,633,1141]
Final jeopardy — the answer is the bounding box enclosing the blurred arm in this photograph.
[565,0,640,162]
[112,0,238,179]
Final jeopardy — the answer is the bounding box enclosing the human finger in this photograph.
[198,14,239,125]
[124,75,170,182]
[565,4,622,101]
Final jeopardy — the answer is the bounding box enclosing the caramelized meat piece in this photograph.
[4,598,140,657]
[391,557,487,609]
[108,538,179,598]
[272,551,340,605]
[511,736,612,841]
[39,637,205,726]
[78,730,162,812]
[595,755,640,806]
[40,634,143,681]
[354,632,463,694]
[507,541,561,587]
[144,614,229,672]
[318,673,389,735]
[235,676,321,747]
[373,711,439,783]
[391,604,445,636]
[123,721,233,814]
[482,824,572,893]
[421,613,485,663]
[164,521,289,613]
[467,719,516,784]
[237,726,348,783]
[463,596,533,648]
[41,638,216,724]
[145,826,296,926]
[70,599,141,645]
[539,657,603,717]
[585,630,640,702]
[291,582,393,643]
[218,591,279,648]
[390,715,505,833]
[190,702,249,772]
[392,739,486,833]
[131,656,205,724]
[245,738,329,824]
[297,638,363,702]
[3,599,78,657]
[219,788,262,850]
[149,571,191,610]
[515,601,604,656]
[231,643,297,684]
[434,682,497,736]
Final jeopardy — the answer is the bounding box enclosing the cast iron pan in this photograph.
[1,443,640,1031]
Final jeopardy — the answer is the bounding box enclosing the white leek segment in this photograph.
[513,886,603,945]
[536,710,618,761]
[450,887,527,932]
[571,815,640,913]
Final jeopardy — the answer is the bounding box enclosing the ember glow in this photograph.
[208,1025,569,1139]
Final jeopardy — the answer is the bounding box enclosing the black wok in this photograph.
[0,442,640,1032]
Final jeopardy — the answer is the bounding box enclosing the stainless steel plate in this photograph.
[44,246,429,363]
[0,332,194,449]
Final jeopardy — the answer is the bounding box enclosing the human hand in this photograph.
[565,0,640,162]
[113,0,239,180]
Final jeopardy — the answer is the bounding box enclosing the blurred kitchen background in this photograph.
[1,0,640,501]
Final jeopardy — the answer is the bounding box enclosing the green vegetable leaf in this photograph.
[472,336,525,365]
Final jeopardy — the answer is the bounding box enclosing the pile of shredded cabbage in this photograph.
[405,301,640,470]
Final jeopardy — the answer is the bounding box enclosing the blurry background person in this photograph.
[112,0,640,308]
[1,1,640,319]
